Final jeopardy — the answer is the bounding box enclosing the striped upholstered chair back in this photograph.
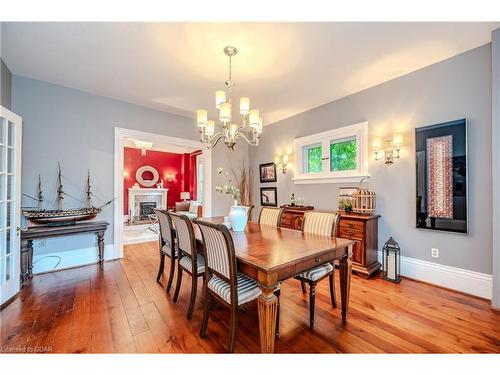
[258,207,283,227]
[195,220,236,283]
[169,212,196,256]
[241,205,255,222]
[302,211,340,237]
[155,209,175,256]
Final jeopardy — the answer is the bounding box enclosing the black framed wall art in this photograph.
[259,162,277,183]
[415,118,467,233]
[260,187,278,206]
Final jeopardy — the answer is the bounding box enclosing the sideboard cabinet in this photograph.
[337,213,381,278]
[279,205,314,230]
[278,207,381,278]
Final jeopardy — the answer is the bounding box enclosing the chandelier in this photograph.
[196,46,263,150]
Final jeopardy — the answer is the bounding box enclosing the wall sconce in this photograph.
[274,153,290,174]
[373,133,403,164]
[166,173,174,182]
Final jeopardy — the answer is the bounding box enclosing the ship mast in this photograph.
[37,175,44,210]
[86,170,94,208]
[57,162,64,211]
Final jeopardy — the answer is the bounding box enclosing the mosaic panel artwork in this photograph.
[427,135,453,218]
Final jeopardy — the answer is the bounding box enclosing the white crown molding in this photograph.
[379,252,493,299]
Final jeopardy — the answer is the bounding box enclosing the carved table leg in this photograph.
[257,283,279,353]
[339,245,353,323]
[20,239,30,285]
[97,231,105,269]
[27,240,34,278]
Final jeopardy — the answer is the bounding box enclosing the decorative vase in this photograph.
[229,204,248,232]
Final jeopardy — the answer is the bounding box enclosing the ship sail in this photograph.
[56,162,64,211]
[36,175,44,210]
[86,170,93,208]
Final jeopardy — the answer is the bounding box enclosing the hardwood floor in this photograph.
[2,241,500,353]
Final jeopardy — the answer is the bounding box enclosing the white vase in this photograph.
[229,204,248,232]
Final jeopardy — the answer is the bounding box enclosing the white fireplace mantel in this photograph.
[128,188,168,220]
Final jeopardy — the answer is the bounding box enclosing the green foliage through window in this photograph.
[330,139,357,171]
[307,145,322,173]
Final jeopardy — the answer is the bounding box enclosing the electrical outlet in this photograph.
[38,239,46,247]
[431,248,439,258]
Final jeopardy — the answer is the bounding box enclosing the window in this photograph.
[293,122,368,184]
[330,137,357,171]
[305,144,322,173]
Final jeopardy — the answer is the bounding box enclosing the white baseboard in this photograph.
[378,252,493,299]
[33,244,115,274]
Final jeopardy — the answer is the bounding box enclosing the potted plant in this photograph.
[343,199,353,213]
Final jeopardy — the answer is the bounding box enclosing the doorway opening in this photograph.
[114,128,212,259]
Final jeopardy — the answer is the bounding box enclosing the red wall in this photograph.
[123,147,200,214]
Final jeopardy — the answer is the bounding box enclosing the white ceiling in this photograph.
[2,22,499,125]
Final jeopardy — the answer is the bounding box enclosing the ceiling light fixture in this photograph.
[196,46,263,150]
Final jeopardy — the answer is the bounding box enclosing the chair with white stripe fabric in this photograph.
[154,209,177,292]
[258,207,283,227]
[170,212,205,320]
[195,219,264,353]
[295,211,340,328]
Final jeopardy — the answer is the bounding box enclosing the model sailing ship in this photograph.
[22,164,113,225]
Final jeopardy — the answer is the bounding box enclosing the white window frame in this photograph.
[293,121,369,184]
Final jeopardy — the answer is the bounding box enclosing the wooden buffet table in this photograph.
[198,217,354,353]
[279,207,381,278]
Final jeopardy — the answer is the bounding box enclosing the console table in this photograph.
[20,221,109,284]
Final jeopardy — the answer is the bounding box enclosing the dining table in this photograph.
[190,216,354,354]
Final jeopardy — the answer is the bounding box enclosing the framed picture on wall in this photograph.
[259,162,277,183]
[415,118,467,233]
[260,187,278,206]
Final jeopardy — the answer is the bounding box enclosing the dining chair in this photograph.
[242,205,254,222]
[169,212,205,320]
[258,206,283,227]
[195,219,265,353]
[295,211,340,328]
[154,209,177,292]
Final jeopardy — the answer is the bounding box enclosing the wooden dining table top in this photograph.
[197,216,354,274]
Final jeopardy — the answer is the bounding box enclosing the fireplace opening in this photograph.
[140,202,157,220]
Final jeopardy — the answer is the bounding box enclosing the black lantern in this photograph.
[382,237,401,283]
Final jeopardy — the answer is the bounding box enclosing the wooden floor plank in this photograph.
[1,240,499,354]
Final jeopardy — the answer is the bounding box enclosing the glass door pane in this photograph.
[0,107,22,305]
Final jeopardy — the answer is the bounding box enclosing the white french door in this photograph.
[0,106,22,306]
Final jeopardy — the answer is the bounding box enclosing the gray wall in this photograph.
[250,44,492,274]
[12,75,243,270]
[1,59,12,110]
[492,29,500,307]
[0,22,12,110]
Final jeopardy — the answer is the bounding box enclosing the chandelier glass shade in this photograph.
[196,46,263,150]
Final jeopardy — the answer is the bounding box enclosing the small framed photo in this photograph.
[260,187,278,207]
[259,162,277,183]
